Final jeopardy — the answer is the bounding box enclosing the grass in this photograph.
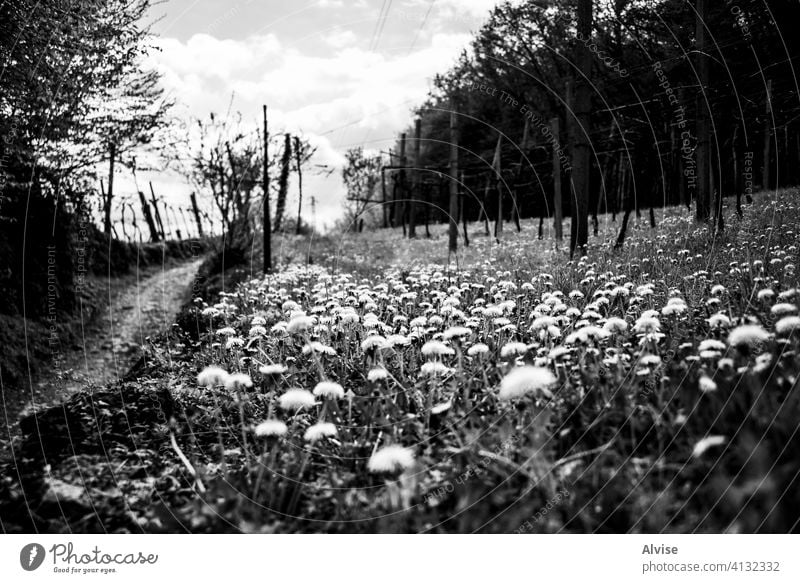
[2,190,800,533]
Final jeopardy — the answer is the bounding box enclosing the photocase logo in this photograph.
[20,543,46,571]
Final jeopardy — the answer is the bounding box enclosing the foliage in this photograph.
[5,190,800,533]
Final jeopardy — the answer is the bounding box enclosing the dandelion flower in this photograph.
[603,317,628,333]
[707,313,731,329]
[698,376,717,393]
[278,389,317,411]
[287,315,315,334]
[225,336,245,349]
[254,419,288,437]
[313,381,345,399]
[304,422,337,443]
[225,373,253,390]
[197,366,229,387]
[467,343,489,357]
[692,435,727,458]
[421,340,454,357]
[259,363,288,375]
[420,361,452,376]
[443,326,471,340]
[361,335,388,351]
[500,341,528,358]
[498,366,556,400]
[367,367,389,382]
[770,303,798,316]
[776,316,800,335]
[728,324,769,348]
[633,316,661,334]
[698,339,726,352]
[367,444,415,473]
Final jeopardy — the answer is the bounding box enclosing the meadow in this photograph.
[3,191,799,533]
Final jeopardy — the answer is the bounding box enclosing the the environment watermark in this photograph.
[463,81,572,172]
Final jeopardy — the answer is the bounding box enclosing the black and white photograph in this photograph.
[1,0,799,578]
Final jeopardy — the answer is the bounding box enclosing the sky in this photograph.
[127,0,504,233]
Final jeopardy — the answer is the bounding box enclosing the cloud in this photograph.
[138,3,496,231]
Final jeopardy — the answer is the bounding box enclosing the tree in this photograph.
[342,147,383,232]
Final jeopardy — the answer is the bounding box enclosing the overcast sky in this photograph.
[131,0,502,232]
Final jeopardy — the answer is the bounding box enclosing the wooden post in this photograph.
[763,79,772,191]
[448,103,459,254]
[263,105,272,273]
[190,192,204,237]
[138,190,159,242]
[409,118,421,238]
[551,117,563,241]
[381,166,388,229]
[399,133,407,236]
[148,182,166,240]
[493,134,503,240]
[104,142,115,237]
[294,135,305,234]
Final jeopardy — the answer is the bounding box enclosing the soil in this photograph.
[1,258,203,440]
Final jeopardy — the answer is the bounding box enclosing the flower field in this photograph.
[4,192,800,533]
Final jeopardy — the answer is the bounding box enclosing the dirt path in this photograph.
[40,258,204,398]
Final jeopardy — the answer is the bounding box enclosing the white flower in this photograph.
[259,363,288,375]
[692,435,727,458]
[698,376,717,393]
[386,334,410,347]
[313,381,345,399]
[304,422,337,443]
[467,343,489,356]
[500,342,528,358]
[707,313,731,328]
[278,389,317,411]
[249,325,267,337]
[566,325,608,344]
[421,340,454,357]
[602,317,628,333]
[367,367,389,382]
[197,366,229,387]
[420,361,452,376]
[757,289,775,301]
[497,366,556,400]
[770,303,797,316]
[633,316,661,334]
[302,341,336,356]
[367,444,415,473]
[639,354,661,367]
[287,315,315,334]
[443,326,471,340]
[254,419,288,437]
[727,325,769,347]
[225,373,253,390]
[776,316,800,335]
[361,335,388,351]
[698,339,726,352]
[225,336,245,349]
[216,327,236,336]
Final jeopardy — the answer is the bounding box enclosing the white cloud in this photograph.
[138,8,490,231]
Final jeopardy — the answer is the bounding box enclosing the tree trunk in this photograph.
[274,133,292,231]
[695,0,710,222]
[448,103,459,254]
[569,0,592,258]
[409,119,421,238]
[551,117,563,241]
[262,105,272,272]
[104,142,115,237]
